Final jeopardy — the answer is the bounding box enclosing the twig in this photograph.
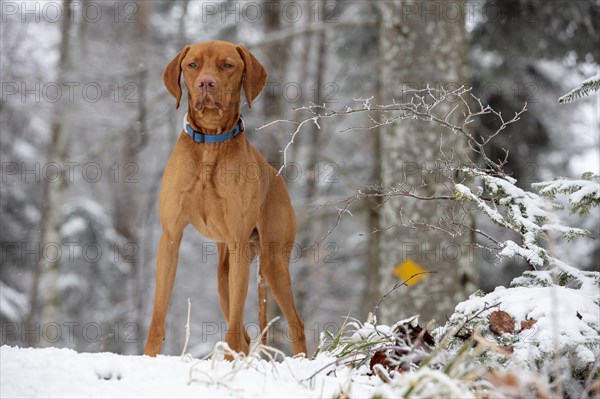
[261,87,526,182]
[300,349,371,383]
[188,317,304,389]
[180,298,191,359]
[445,302,501,340]
[372,272,436,322]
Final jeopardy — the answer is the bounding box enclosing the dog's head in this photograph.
[163,40,267,112]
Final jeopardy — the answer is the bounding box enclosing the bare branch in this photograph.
[261,87,526,181]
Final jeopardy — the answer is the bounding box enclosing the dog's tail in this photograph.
[258,276,268,346]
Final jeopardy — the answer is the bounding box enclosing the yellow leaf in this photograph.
[393,259,428,286]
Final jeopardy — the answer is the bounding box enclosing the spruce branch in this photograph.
[558,74,600,104]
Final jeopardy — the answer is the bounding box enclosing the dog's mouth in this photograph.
[194,94,225,111]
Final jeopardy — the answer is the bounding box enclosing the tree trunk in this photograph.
[27,0,73,346]
[260,0,290,164]
[113,2,151,243]
[260,0,293,343]
[377,0,476,325]
[112,1,152,353]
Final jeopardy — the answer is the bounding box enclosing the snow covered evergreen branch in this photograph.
[533,172,600,216]
[454,170,594,270]
[558,74,600,104]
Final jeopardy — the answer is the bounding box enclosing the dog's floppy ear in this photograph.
[163,45,190,109]
[236,45,267,109]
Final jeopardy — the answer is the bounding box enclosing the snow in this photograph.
[540,223,589,236]
[446,269,600,373]
[454,183,505,225]
[376,368,476,399]
[0,346,381,398]
[568,181,600,204]
[498,240,545,268]
[2,270,597,398]
[534,178,600,204]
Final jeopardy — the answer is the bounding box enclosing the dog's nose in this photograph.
[199,76,217,91]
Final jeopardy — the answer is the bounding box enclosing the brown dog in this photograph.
[144,41,306,356]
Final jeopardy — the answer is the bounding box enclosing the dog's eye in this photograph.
[188,62,198,68]
[222,63,233,69]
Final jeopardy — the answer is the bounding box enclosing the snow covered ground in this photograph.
[3,268,597,398]
[0,346,380,398]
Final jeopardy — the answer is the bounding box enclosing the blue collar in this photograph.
[183,113,244,143]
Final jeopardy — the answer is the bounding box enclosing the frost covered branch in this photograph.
[268,87,597,271]
[261,86,526,178]
[558,74,600,104]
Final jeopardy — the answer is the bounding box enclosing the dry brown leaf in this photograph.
[369,350,391,373]
[488,310,515,335]
[520,318,537,330]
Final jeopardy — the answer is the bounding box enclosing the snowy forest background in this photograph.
[1,0,599,360]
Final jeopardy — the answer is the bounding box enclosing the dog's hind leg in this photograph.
[259,178,307,356]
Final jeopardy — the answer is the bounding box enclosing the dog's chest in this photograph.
[167,139,265,242]
[188,155,264,242]
[184,163,230,240]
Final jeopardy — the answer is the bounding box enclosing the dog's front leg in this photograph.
[218,242,253,350]
[144,229,183,356]
[224,239,251,355]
